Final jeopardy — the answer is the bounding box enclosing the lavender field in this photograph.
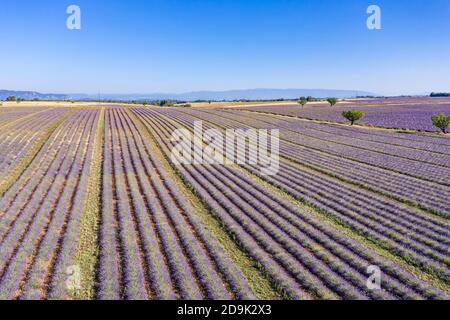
[0,103,449,300]
[237,98,450,132]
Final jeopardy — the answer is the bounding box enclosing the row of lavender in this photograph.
[238,103,450,132]
[177,108,450,216]
[133,106,449,299]
[0,107,50,126]
[344,97,450,105]
[160,108,450,285]
[97,108,255,300]
[0,108,69,176]
[0,109,98,299]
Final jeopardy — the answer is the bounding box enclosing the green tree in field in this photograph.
[159,99,174,107]
[327,98,338,107]
[342,110,365,125]
[298,98,308,107]
[6,96,17,101]
[432,113,450,134]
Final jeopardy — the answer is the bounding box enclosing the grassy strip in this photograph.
[126,108,281,300]
[0,111,72,197]
[237,167,450,294]
[71,108,105,300]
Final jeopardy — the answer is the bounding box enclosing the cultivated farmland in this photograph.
[238,98,450,132]
[0,102,449,300]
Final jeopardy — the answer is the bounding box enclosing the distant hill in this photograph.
[1,88,375,101]
[97,88,376,101]
[0,90,69,101]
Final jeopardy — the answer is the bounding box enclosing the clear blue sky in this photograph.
[0,0,449,95]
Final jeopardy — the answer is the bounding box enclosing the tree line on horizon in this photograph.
[2,94,449,133]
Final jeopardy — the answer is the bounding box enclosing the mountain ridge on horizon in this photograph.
[1,88,380,101]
